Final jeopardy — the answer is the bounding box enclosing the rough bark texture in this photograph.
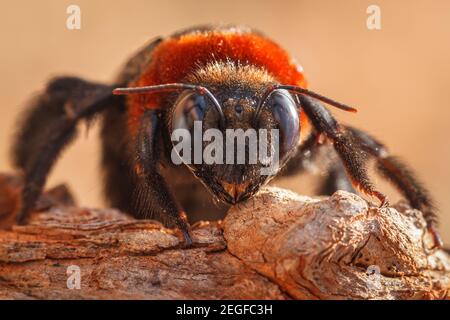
[0,173,449,300]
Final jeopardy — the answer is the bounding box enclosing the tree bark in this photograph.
[0,173,449,300]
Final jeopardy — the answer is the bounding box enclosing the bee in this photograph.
[12,25,441,247]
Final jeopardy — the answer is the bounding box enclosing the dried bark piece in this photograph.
[224,188,450,299]
[0,174,448,299]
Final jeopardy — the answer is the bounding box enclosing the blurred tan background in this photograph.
[1,0,450,242]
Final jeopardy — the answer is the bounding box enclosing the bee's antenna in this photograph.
[254,84,357,123]
[113,83,226,128]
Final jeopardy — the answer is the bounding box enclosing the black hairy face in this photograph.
[165,62,301,204]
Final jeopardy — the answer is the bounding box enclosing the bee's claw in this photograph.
[372,191,389,208]
[182,230,193,247]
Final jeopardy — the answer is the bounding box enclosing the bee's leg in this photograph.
[134,110,192,246]
[344,126,442,249]
[319,161,356,195]
[299,95,441,248]
[12,77,117,224]
[278,132,319,177]
[298,95,388,206]
[280,133,355,195]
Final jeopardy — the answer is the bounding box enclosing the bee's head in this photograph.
[168,61,300,203]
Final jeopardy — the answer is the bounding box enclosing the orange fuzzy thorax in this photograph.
[127,30,308,133]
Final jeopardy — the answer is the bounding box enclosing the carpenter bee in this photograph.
[12,25,441,247]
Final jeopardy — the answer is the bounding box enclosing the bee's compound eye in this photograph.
[269,91,300,158]
[172,92,206,131]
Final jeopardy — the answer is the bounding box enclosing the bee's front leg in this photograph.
[133,110,193,246]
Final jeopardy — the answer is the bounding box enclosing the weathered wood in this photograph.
[0,173,448,299]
